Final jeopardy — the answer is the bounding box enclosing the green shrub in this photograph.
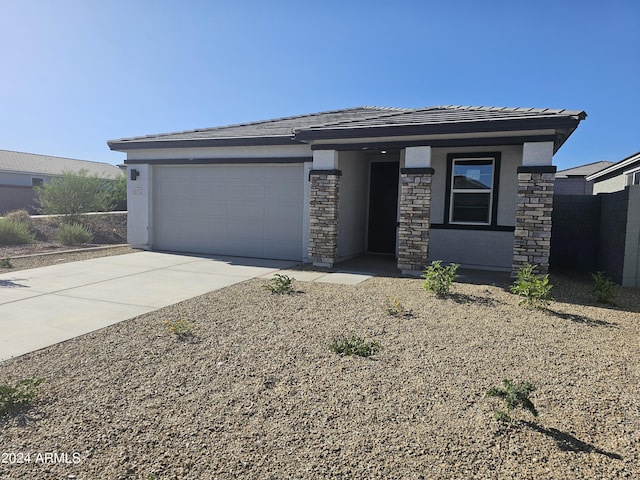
[56,223,93,245]
[0,376,44,417]
[330,334,381,357]
[0,257,13,268]
[510,263,552,309]
[35,169,115,219]
[486,379,538,421]
[263,273,295,294]
[0,219,36,245]
[422,260,459,296]
[591,271,616,305]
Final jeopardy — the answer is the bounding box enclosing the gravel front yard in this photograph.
[1,258,639,479]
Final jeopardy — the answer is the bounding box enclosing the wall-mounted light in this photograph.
[130,169,140,181]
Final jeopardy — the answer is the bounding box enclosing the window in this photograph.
[31,178,43,187]
[625,169,640,186]
[446,154,500,226]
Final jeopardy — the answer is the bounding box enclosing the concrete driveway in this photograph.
[0,251,296,361]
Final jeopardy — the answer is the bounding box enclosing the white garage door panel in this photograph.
[153,165,304,260]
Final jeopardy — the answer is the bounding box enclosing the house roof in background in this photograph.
[586,150,640,182]
[0,149,122,178]
[108,105,586,151]
[556,160,615,178]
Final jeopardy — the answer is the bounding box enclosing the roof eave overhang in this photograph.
[295,117,583,141]
[586,151,640,181]
[107,135,299,152]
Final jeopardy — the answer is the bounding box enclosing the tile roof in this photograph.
[556,161,615,178]
[108,105,586,149]
[109,107,408,144]
[296,105,585,131]
[0,149,122,178]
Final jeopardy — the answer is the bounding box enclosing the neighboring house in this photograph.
[108,105,586,274]
[555,161,614,195]
[0,149,122,214]
[586,150,640,194]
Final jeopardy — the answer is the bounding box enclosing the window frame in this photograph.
[444,152,501,227]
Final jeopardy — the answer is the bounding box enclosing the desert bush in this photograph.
[263,274,295,294]
[35,169,115,220]
[330,334,381,357]
[0,219,36,245]
[0,258,13,268]
[4,209,31,226]
[0,376,44,417]
[56,223,93,245]
[591,271,616,305]
[510,263,552,309]
[486,379,538,421]
[422,260,459,296]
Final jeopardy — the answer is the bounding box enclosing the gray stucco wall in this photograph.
[337,151,369,259]
[427,145,520,270]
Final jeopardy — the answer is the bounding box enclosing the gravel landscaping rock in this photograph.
[0,257,638,479]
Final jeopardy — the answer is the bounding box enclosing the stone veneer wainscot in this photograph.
[513,166,556,274]
[308,169,341,267]
[397,168,434,274]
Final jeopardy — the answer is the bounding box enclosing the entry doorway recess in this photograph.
[367,162,399,254]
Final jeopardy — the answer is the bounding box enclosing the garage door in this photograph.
[153,164,304,260]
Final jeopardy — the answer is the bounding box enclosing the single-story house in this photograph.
[555,161,614,195]
[108,105,586,274]
[586,150,640,194]
[0,149,123,214]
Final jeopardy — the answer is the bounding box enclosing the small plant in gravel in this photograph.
[330,334,381,357]
[591,271,617,305]
[263,273,295,294]
[0,376,44,417]
[0,219,36,245]
[384,296,407,317]
[56,222,93,245]
[422,260,459,296]
[0,257,13,268]
[164,319,195,338]
[486,379,538,421]
[510,263,552,309]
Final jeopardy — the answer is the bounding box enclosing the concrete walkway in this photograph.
[0,252,371,362]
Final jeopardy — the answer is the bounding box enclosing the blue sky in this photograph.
[0,0,638,170]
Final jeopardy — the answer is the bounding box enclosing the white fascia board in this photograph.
[126,144,312,161]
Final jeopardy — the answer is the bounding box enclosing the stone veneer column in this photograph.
[308,169,341,267]
[397,168,434,274]
[512,166,556,274]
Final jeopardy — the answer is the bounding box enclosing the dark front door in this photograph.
[368,162,399,254]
